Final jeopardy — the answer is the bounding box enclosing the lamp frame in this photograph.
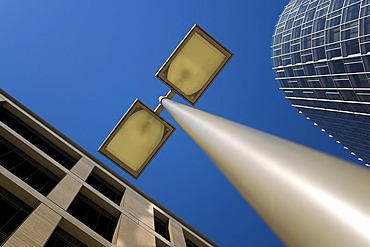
[156,24,233,105]
[98,99,175,179]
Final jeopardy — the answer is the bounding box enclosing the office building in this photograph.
[272,0,370,165]
[0,89,216,247]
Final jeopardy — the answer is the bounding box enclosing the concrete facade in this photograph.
[0,89,216,247]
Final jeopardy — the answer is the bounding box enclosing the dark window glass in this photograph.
[0,186,32,245]
[284,67,294,77]
[342,40,360,56]
[67,193,118,241]
[340,91,358,101]
[302,26,313,36]
[294,68,305,77]
[285,19,294,30]
[361,56,370,71]
[307,79,321,88]
[0,107,76,169]
[312,37,324,46]
[361,5,370,17]
[274,57,282,67]
[349,74,369,87]
[313,17,326,32]
[297,78,309,88]
[330,0,344,11]
[361,42,370,54]
[282,43,291,54]
[292,27,301,39]
[302,54,313,62]
[292,52,302,64]
[334,78,352,87]
[326,26,340,43]
[154,216,170,241]
[316,65,329,74]
[313,47,326,60]
[86,173,124,205]
[304,9,316,22]
[274,34,282,44]
[304,64,316,75]
[329,60,346,73]
[327,16,341,27]
[0,137,60,195]
[360,17,370,35]
[302,36,312,49]
[320,77,335,87]
[345,62,364,73]
[273,48,282,56]
[343,4,360,22]
[357,93,370,101]
[345,0,360,6]
[341,27,358,40]
[277,79,290,87]
[45,227,87,247]
[185,238,199,247]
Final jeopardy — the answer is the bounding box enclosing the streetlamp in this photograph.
[98,23,370,246]
[99,24,232,179]
[98,99,175,178]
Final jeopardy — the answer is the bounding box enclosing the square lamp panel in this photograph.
[156,24,233,105]
[99,99,175,179]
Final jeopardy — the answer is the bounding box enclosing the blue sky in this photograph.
[0,1,365,246]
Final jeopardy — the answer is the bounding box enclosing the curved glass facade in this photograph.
[272,0,370,165]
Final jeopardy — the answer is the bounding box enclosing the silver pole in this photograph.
[160,97,370,247]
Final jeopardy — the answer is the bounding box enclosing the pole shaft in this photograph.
[161,98,370,247]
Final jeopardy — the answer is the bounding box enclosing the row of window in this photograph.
[277,0,367,34]
[0,183,202,247]
[291,97,370,113]
[274,16,370,49]
[285,89,370,103]
[276,56,370,77]
[278,77,370,91]
[0,106,77,169]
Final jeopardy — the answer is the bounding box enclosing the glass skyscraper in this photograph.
[272,0,370,166]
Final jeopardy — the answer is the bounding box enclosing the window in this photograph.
[0,185,33,245]
[326,26,340,43]
[86,172,124,205]
[342,39,360,56]
[329,60,346,74]
[67,193,118,241]
[0,106,77,169]
[45,227,87,247]
[154,212,170,241]
[0,137,60,196]
[156,238,170,247]
[185,238,199,247]
[343,4,360,22]
[183,230,207,247]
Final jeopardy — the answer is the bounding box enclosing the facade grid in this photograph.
[0,89,216,247]
[272,0,370,165]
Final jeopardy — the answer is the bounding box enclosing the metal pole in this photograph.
[160,97,370,247]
